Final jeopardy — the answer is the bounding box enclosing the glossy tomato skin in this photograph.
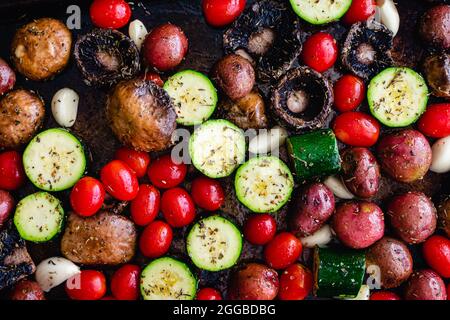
[100,160,139,201]
[0,151,25,191]
[422,235,450,278]
[342,0,376,25]
[278,264,313,300]
[418,103,450,138]
[333,75,365,112]
[301,32,338,73]
[243,214,276,245]
[139,220,173,258]
[190,176,224,211]
[147,154,187,189]
[114,147,150,178]
[130,184,160,226]
[196,288,222,300]
[144,72,164,87]
[70,177,105,217]
[110,264,140,300]
[65,270,106,300]
[264,232,302,270]
[161,187,196,228]
[333,111,380,147]
[90,0,131,29]
[370,291,401,300]
[202,0,246,27]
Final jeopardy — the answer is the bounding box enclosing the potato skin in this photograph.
[423,53,450,99]
[228,263,279,300]
[387,191,437,244]
[0,58,15,95]
[419,5,450,50]
[289,183,335,237]
[366,237,413,289]
[219,91,268,129]
[10,280,45,300]
[377,129,432,183]
[341,147,380,198]
[437,197,450,237]
[404,269,447,300]
[0,190,14,228]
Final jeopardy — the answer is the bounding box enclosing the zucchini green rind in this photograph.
[289,0,352,25]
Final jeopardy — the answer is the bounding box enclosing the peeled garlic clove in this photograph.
[35,257,80,292]
[430,135,450,173]
[300,225,333,248]
[248,126,288,155]
[376,0,400,37]
[129,19,148,50]
[324,175,355,199]
[51,88,79,127]
[344,285,370,300]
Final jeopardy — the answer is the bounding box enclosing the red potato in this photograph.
[10,280,45,300]
[0,58,15,95]
[377,129,432,183]
[387,191,437,244]
[0,190,14,228]
[332,201,384,249]
[404,269,447,300]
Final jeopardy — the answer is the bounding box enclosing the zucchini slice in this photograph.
[289,0,352,25]
[368,67,429,127]
[187,215,242,272]
[234,156,294,213]
[14,192,64,243]
[140,257,197,300]
[189,119,246,178]
[23,128,86,191]
[164,70,217,126]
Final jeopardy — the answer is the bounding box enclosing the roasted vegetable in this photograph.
[422,52,450,99]
[419,4,450,50]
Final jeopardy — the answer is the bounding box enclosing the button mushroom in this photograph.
[422,52,450,99]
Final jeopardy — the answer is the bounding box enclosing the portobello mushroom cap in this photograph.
[74,29,140,87]
[270,67,333,131]
[223,0,302,82]
[422,52,450,99]
[342,20,394,80]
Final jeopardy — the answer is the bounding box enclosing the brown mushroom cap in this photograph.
[422,52,450,99]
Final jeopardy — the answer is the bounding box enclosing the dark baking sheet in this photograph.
[0,0,448,300]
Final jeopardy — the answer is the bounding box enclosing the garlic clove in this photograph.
[376,0,400,37]
[430,135,450,173]
[324,175,355,199]
[129,19,148,50]
[35,257,80,292]
[300,224,333,248]
[51,88,79,127]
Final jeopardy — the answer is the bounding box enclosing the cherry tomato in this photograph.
[370,291,401,300]
[190,176,224,211]
[332,111,380,147]
[70,177,105,217]
[0,190,14,228]
[202,0,246,27]
[130,184,160,226]
[301,32,338,73]
[90,0,131,29]
[448,283,450,300]
[110,264,140,300]
[243,214,276,245]
[100,160,139,201]
[139,220,173,258]
[264,232,302,270]
[333,74,365,112]
[0,151,25,191]
[144,72,164,87]
[422,235,450,278]
[114,147,150,178]
[196,288,222,300]
[278,264,313,300]
[161,187,196,228]
[418,103,450,138]
[343,0,376,25]
[147,154,187,189]
[65,270,106,300]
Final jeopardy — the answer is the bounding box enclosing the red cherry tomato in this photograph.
[130,184,160,226]
[0,190,14,228]
[243,214,276,245]
[147,154,187,189]
[202,0,246,27]
[422,235,450,278]
[161,187,196,228]
[264,232,302,270]
[278,264,313,300]
[448,283,450,300]
[90,0,131,29]
[139,220,173,258]
[143,72,164,87]
[418,103,450,138]
[70,177,105,217]
[333,75,366,112]
[342,0,376,25]
[301,32,338,73]
[65,270,106,300]
[196,288,222,300]
[100,160,139,201]
[0,151,25,191]
[370,291,401,300]
[190,176,224,211]
[332,111,380,147]
[114,147,150,178]
[110,264,140,300]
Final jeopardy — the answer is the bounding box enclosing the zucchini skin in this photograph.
[289,0,352,25]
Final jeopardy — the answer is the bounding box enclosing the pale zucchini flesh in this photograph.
[289,0,352,25]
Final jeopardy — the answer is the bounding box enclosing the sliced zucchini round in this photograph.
[164,70,217,126]
[23,128,86,191]
[140,257,197,300]
[289,0,352,25]
[187,215,242,272]
[189,119,246,178]
[368,67,429,127]
[14,192,64,243]
[235,156,294,213]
